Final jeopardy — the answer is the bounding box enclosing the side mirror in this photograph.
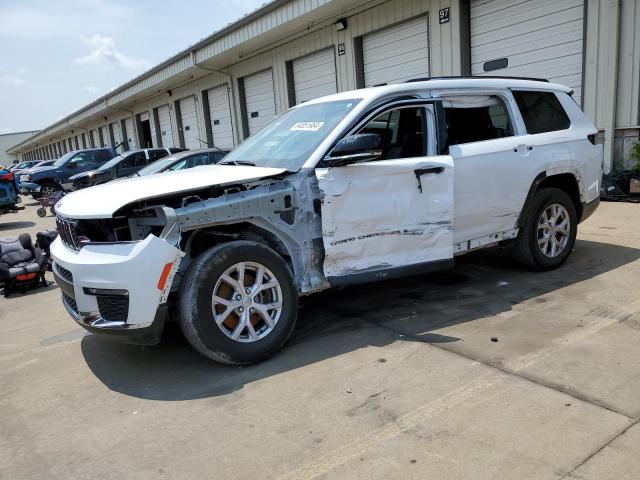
[324,133,382,166]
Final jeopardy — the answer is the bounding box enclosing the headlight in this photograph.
[20,174,31,182]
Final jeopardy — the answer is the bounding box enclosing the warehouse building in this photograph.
[8,0,640,172]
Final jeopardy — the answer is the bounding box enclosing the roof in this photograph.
[302,78,573,106]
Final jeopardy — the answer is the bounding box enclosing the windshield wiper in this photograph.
[220,160,256,166]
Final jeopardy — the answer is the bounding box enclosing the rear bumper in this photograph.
[51,235,183,345]
[580,197,600,223]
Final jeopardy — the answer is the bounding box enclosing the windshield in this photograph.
[53,151,78,168]
[136,155,179,176]
[221,99,361,170]
[97,153,126,172]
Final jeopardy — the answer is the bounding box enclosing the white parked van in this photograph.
[51,77,603,364]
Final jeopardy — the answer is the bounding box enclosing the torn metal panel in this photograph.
[175,170,329,295]
[316,156,454,279]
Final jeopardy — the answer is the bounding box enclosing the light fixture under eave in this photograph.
[334,19,347,31]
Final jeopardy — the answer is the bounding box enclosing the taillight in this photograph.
[0,172,13,181]
[587,134,596,145]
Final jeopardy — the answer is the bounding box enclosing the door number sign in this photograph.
[439,7,450,24]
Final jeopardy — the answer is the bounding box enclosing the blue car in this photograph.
[0,167,20,213]
[19,148,116,198]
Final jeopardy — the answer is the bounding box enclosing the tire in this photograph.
[39,181,60,198]
[49,205,56,215]
[510,187,578,270]
[36,207,47,218]
[178,241,299,365]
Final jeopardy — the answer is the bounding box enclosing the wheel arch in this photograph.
[517,171,582,229]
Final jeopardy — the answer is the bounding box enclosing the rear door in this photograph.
[316,102,454,284]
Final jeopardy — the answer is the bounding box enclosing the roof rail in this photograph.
[404,76,549,83]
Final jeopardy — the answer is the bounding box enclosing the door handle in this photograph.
[414,167,444,193]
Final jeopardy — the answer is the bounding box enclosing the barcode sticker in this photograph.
[290,122,324,131]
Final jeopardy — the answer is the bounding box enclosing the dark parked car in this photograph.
[69,147,185,190]
[19,148,117,197]
[134,148,228,177]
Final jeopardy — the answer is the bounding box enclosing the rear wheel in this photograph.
[178,241,298,364]
[510,188,578,270]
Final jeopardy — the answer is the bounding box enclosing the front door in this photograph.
[315,103,454,285]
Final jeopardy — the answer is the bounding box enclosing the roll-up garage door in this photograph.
[362,16,430,86]
[111,122,122,149]
[207,85,235,149]
[470,0,584,104]
[124,117,136,150]
[98,127,106,147]
[157,104,174,147]
[292,48,337,104]
[244,69,276,136]
[179,96,201,149]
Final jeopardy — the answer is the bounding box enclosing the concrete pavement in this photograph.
[1,201,639,479]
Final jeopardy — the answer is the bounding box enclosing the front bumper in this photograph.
[51,234,183,345]
[20,181,41,195]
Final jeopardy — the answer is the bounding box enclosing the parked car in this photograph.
[19,148,116,198]
[0,167,20,214]
[11,159,55,188]
[51,78,602,364]
[9,160,41,173]
[69,148,185,190]
[134,148,228,177]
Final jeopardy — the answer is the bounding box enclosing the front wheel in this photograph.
[39,182,60,198]
[178,241,299,364]
[510,188,578,270]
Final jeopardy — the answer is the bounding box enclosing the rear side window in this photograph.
[148,149,169,161]
[512,91,570,134]
[443,95,513,145]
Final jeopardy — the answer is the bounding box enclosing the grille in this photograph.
[56,216,81,251]
[97,295,129,322]
[63,293,78,314]
[55,263,73,282]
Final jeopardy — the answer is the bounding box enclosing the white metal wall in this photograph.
[362,16,430,86]
[292,48,337,104]
[244,69,276,135]
[179,96,201,149]
[470,0,585,104]
[207,85,235,149]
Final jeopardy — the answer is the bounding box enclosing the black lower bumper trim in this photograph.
[580,197,600,223]
[75,305,168,346]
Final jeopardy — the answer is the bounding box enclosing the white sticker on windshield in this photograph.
[290,122,324,131]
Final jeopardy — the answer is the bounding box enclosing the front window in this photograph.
[53,151,78,168]
[221,99,361,170]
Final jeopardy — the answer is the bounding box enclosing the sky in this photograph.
[0,0,266,134]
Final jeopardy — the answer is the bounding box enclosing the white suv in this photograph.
[51,78,602,364]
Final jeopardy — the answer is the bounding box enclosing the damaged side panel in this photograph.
[315,156,454,281]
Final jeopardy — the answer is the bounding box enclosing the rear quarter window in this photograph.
[512,91,570,134]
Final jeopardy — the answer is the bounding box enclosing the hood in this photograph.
[55,164,287,219]
[69,169,100,181]
[29,165,57,176]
